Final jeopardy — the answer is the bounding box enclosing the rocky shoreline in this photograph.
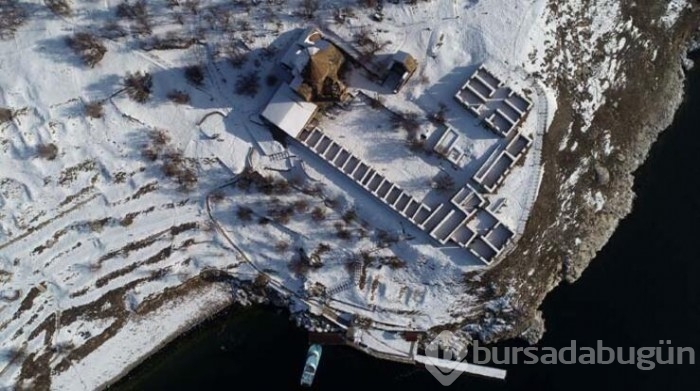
[565,49,689,284]
[470,4,700,345]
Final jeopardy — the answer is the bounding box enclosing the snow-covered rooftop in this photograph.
[261,84,318,138]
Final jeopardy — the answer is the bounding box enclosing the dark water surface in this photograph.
[113,53,700,391]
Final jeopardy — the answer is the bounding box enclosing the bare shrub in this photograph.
[300,0,319,20]
[101,21,127,39]
[269,204,294,224]
[368,277,379,295]
[431,172,455,192]
[293,199,309,213]
[354,28,375,49]
[431,103,448,124]
[288,254,309,276]
[368,95,385,110]
[114,171,127,183]
[236,173,254,191]
[274,240,290,253]
[407,137,425,152]
[359,0,377,7]
[183,0,200,15]
[0,1,27,40]
[393,111,421,135]
[184,65,204,86]
[265,74,278,87]
[236,206,253,222]
[148,129,171,146]
[220,41,248,68]
[261,46,277,60]
[304,183,324,198]
[142,32,196,51]
[255,175,275,195]
[234,72,260,97]
[209,190,225,203]
[167,90,190,104]
[161,149,197,190]
[418,73,430,85]
[36,143,58,160]
[316,242,331,255]
[236,18,251,31]
[382,256,406,269]
[342,209,357,223]
[355,27,390,57]
[46,0,72,17]
[334,222,352,240]
[253,273,270,288]
[116,0,151,35]
[84,101,104,118]
[124,71,153,103]
[324,196,341,209]
[141,146,158,161]
[337,6,357,22]
[271,178,290,194]
[310,206,326,222]
[119,212,135,226]
[0,107,14,123]
[377,230,399,247]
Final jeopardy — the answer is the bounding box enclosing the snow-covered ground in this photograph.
[1,0,686,388]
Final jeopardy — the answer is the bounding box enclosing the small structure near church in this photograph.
[384,51,418,93]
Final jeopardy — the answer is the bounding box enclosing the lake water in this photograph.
[113,52,700,390]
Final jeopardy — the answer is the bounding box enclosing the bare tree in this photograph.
[342,209,357,223]
[431,103,448,124]
[234,72,260,97]
[209,190,225,203]
[123,71,153,103]
[220,41,248,68]
[67,32,107,67]
[253,273,270,288]
[36,143,58,160]
[288,254,310,276]
[148,129,171,147]
[236,206,253,222]
[0,107,13,123]
[431,172,455,192]
[376,230,399,247]
[265,74,278,87]
[141,146,158,161]
[393,111,421,135]
[116,0,152,35]
[300,0,319,20]
[0,1,27,40]
[407,137,426,153]
[46,0,72,17]
[84,101,104,118]
[274,240,290,253]
[269,205,294,224]
[184,65,204,86]
[160,148,197,190]
[310,206,326,222]
[334,222,352,240]
[293,199,309,213]
[167,90,190,104]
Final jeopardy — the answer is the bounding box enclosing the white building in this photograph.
[260,83,318,138]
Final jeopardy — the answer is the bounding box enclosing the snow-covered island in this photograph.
[0,0,697,389]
